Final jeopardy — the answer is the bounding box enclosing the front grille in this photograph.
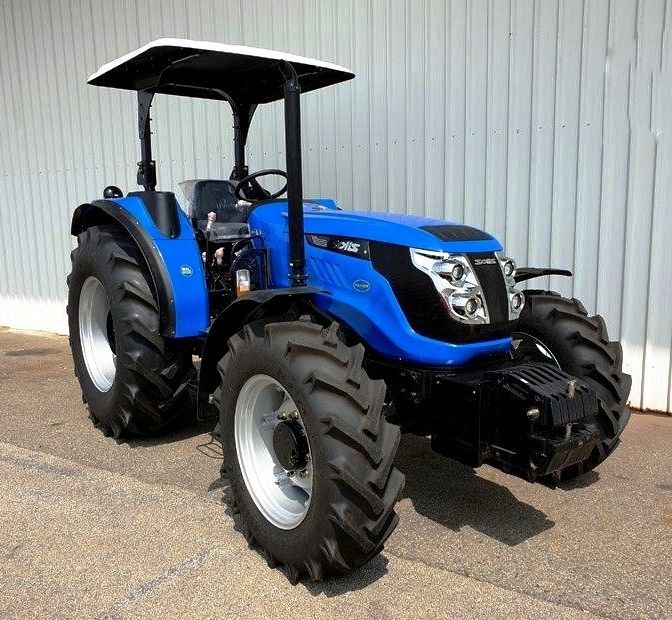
[467,253,508,323]
[369,242,517,344]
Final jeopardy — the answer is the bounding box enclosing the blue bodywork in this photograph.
[249,201,512,366]
[110,196,209,338]
[106,196,512,364]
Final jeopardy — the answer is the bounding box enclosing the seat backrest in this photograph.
[191,179,246,223]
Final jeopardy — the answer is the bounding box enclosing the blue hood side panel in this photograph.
[249,202,511,365]
[309,251,512,365]
[250,202,503,253]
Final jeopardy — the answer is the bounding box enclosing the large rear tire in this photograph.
[515,290,631,480]
[67,224,195,437]
[214,317,404,582]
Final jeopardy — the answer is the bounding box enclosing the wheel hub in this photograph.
[234,374,313,529]
[79,276,116,392]
[273,420,309,472]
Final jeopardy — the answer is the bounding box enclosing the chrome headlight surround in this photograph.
[410,249,489,324]
[496,252,525,319]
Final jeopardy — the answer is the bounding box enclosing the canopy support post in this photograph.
[231,103,257,181]
[280,62,307,286]
[137,91,156,191]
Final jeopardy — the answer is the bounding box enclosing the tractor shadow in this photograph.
[212,432,555,595]
[544,469,600,491]
[211,432,557,595]
[303,555,390,596]
[396,435,555,546]
[123,413,218,449]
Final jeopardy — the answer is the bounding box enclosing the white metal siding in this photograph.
[0,0,670,412]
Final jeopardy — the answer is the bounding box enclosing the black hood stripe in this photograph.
[420,224,492,242]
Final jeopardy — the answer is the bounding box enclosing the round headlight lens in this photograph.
[465,297,479,316]
[433,260,466,282]
[511,292,524,310]
[451,263,465,281]
[503,259,516,278]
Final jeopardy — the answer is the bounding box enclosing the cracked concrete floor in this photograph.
[0,327,670,619]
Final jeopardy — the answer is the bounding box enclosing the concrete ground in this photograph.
[0,327,670,619]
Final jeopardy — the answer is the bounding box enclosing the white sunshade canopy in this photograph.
[88,38,355,104]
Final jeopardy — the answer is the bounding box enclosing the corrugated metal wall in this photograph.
[0,0,670,412]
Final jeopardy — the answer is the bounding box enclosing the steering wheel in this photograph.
[235,169,288,202]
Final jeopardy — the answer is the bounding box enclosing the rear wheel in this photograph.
[514,290,631,480]
[214,317,404,582]
[67,224,195,437]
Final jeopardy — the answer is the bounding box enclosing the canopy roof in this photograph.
[88,38,354,104]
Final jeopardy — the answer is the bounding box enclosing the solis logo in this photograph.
[335,240,361,254]
[472,257,497,266]
[353,279,371,293]
[180,265,193,277]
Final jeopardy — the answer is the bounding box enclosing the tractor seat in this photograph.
[179,179,250,238]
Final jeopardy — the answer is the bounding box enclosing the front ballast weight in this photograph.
[430,363,602,481]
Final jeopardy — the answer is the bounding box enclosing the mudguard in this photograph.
[71,193,209,338]
[197,287,320,417]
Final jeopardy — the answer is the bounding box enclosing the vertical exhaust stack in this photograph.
[281,61,307,286]
[137,91,156,191]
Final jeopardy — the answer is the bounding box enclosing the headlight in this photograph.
[432,259,465,283]
[503,259,516,278]
[450,293,482,317]
[497,253,524,319]
[410,249,488,324]
[466,297,479,315]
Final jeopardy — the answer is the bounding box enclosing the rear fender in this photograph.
[71,194,209,338]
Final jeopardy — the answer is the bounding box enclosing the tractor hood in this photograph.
[250,201,503,253]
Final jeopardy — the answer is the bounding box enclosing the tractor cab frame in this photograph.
[87,38,354,286]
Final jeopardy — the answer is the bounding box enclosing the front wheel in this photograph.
[214,317,404,582]
[513,290,632,480]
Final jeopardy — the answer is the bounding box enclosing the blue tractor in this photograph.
[68,39,631,582]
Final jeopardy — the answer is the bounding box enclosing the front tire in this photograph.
[67,224,195,437]
[215,317,404,582]
[515,290,632,480]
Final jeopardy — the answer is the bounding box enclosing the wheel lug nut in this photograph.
[288,410,299,420]
[297,469,308,478]
[277,412,287,420]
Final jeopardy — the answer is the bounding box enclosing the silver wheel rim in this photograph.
[235,374,313,529]
[511,331,560,367]
[78,276,116,392]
